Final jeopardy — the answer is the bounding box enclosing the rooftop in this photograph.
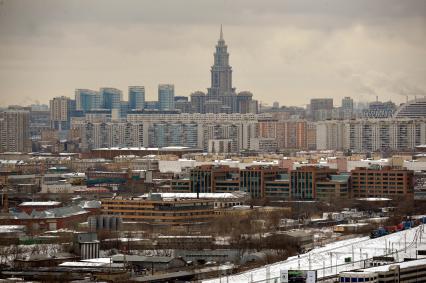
[93,146,198,151]
[11,205,88,219]
[19,201,61,206]
[139,192,247,199]
[343,258,426,274]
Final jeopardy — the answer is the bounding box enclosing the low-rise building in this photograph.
[240,165,288,198]
[18,201,62,213]
[350,166,414,198]
[190,165,240,193]
[290,166,338,199]
[6,205,90,231]
[139,192,248,210]
[101,194,215,226]
[111,254,186,272]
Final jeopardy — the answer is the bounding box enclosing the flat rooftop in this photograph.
[19,201,61,206]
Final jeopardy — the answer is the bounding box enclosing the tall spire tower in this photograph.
[207,25,234,98]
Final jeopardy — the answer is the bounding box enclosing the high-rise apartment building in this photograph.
[158,84,175,110]
[49,96,75,130]
[29,107,51,138]
[315,119,426,152]
[341,97,354,120]
[361,100,396,119]
[190,91,206,113]
[174,96,192,113]
[237,91,257,114]
[275,121,308,150]
[393,98,426,119]
[316,121,345,150]
[75,89,102,112]
[100,88,122,110]
[72,121,144,150]
[128,86,145,110]
[310,98,333,121]
[345,119,425,152]
[148,122,198,148]
[0,110,31,152]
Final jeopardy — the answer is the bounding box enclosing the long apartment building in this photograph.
[101,195,215,226]
[316,118,426,152]
[72,113,426,153]
[72,113,259,151]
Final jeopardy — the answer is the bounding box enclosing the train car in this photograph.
[370,227,388,238]
[403,220,414,230]
[385,226,398,233]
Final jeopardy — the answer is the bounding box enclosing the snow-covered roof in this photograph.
[335,223,370,227]
[0,225,26,233]
[11,205,88,219]
[357,197,392,201]
[19,201,61,206]
[59,261,123,268]
[79,200,101,209]
[93,146,193,151]
[81,257,112,264]
[139,192,247,199]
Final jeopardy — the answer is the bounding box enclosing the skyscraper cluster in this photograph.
[1,27,426,154]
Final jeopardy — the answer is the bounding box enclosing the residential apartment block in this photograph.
[0,110,31,152]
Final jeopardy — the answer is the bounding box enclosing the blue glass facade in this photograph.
[100,88,122,110]
[129,86,145,110]
[75,89,101,112]
[158,84,175,110]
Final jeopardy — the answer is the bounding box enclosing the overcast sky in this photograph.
[0,0,425,107]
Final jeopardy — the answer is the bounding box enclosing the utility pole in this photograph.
[405,233,407,252]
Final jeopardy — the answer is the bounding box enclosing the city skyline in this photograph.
[0,0,425,107]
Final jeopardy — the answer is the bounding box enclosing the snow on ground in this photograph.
[204,225,426,283]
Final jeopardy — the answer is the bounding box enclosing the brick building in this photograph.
[190,165,240,193]
[350,166,414,198]
[101,194,215,226]
[240,165,288,198]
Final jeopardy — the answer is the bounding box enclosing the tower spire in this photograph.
[220,24,223,41]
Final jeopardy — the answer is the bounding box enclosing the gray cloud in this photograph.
[0,0,425,106]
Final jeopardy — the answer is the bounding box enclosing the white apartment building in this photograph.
[0,110,31,152]
[316,119,426,152]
